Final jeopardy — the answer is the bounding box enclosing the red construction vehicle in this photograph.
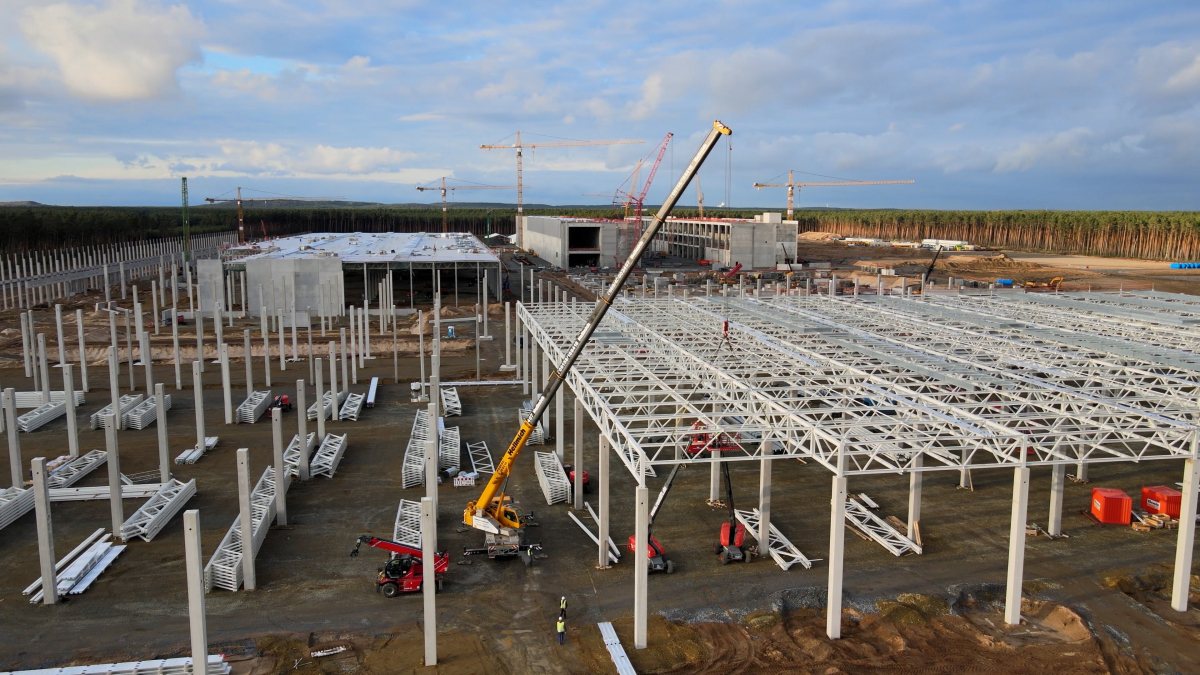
[561,463,589,493]
[350,535,449,597]
[685,421,741,456]
[627,462,682,574]
[271,395,292,412]
[714,462,747,564]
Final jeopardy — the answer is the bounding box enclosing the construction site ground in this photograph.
[1,283,1199,674]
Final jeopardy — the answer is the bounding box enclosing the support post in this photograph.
[421,496,437,667]
[555,385,564,460]
[329,342,339,424]
[1172,458,1199,612]
[758,451,772,548]
[315,359,326,440]
[5,389,20,487]
[908,454,923,538]
[426,401,438,508]
[183,510,208,674]
[32,457,57,605]
[634,485,649,649]
[154,383,170,482]
[38,334,51,404]
[193,361,205,453]
[573,397,583,510]
[827,472,847,639]
[1005,466,1031,625]
[64,364,79,458]
[76,309,90,393]
[220,344,232,425]
[709,450,721,501]
[105,414,123,536]
[505,302,512,366]
[598,434,610,568]
[236,448,256,590]
[297,379,309,480]
[272,408,287,526]
[108,346,122,429]
[55,304,66,367]
[1048,463,1065,537]
[244,329,253,397]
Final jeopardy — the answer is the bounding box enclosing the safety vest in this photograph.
[560,598,567,610]
[557,620,565,633]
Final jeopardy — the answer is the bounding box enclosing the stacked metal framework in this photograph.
[90,394,143,430]
[204,467,277,592]
[235,390,271,424]
[118,479,197,542]
[123,395,171,430]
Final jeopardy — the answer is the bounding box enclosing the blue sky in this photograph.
[1,1,1199,209]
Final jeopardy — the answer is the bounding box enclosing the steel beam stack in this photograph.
[90,395,143,430]
[282,433,317,479]
[17,401,65,432]
[308,433,348,478]
[0,486,34,531]
[234,390,271,424]
[533,451,571,505]
[338,392,365,421]
[45,450,107,488]
[174,437,219,465]
[306,390,345,420]
[844,498,922,556]
[440,387,462,416]
[734,508,812,570]
[25,532,125,603]
[14,390,85,409]
[1,655,231,675]
[123,395,172,430]
[119,479,197,542]
[204,467,277,592]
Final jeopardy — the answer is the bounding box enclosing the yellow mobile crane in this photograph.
[462,121,733,559]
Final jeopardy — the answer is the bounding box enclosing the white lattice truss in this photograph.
[467,441,495,474]
[307,390,347,420]
[0,486,34,531]
[90,394,143,430]
[339,392,365,420]
[283,432,317,478]
[17,401,65,432]
[734,508,813,570]
[123,395,172,430]
[518,293,1200,481]
[534,451,571,505]
[310,433,349,478]
[235,390,272,424]
[204,466,279,592]
[46,450,107,489]
[401,411,429,489]
[843,497,921,556]
[393,499,422,551]
[119,479,197,542]
[441,387,462,416]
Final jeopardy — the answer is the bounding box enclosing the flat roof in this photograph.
[227,232,500,264]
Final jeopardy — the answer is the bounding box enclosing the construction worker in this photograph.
[557,616,566,645]
[560,596,567,618]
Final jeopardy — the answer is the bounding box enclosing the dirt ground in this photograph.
[1,261,1200,674]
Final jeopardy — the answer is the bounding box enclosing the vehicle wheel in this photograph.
[720,550,730,565]
[712,543,720,554]
[381,582,400,598]
[665,560,675,574]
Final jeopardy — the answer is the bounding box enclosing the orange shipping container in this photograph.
[1092,487,1132,525]
[1141,486,1182,518]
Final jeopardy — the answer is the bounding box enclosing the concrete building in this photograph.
[222,232,501,320]
[521,213,797,270]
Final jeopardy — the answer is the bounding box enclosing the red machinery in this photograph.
[271,395,292,412]
[1091,488,1132,525]
[686,421,740,456]
[562,463,589,493]
[350,535,449,597]
[627,463,682,574]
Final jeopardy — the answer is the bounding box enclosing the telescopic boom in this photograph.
[464,120,733,534]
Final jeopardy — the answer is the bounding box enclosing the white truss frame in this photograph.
[204,466,277,592]
[310,433,348,478]
[235,390,271,424]
[518,295,1200,481]
[119,478,196,542]
[844,497,921,556]
[393,499,421,550]
[533,451,571,505]
[46,450,107,489]
[734,507,812,570]
[339,392,365,421]
[441,387,462,416]
[467,441,494,474]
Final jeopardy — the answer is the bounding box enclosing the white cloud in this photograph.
[948,122,965,132]
[1135,41,1200,101]
[21,0,205,101]
[994,128,1093,173]
[215,140,416,176]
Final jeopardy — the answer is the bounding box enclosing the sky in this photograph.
[0,1,1199,210]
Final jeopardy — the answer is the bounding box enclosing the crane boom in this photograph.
[464,120,733,536]
[752,170,914,218]
[416,177,518,232]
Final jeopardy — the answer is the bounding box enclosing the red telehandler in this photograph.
[350,535,449,597]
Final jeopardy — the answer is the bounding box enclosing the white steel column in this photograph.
[156,383,170,482]
[64,364,79,458]
[709,450,721,501]
[426,401,438,511]
[105,414,123,535]
[505,302,512,367]
[76,309,90,393]
[421,496,437,666]
[328,342,339,424]
[32,457,57,605]
[55,304,66,367]
[1048,464,1066,537]
[573,397,583,510]
[827,470,847,639]
[908,454,923,538]
[1172,457,1199,612]
[758,451,772,547]
[1005,466,1031,625]
[598,433,610,568]
[555,386,564,460]
[237,448,256,590]
[633,484,649,650]
[243,329,253,397]
[272,408,287,526]
[193,361,205,454]
[5,389,20,487]
[183,509,208,673]
[315,358,326,440]
[108,346,121,430]
[220,344,232,425]
[297,379,309,480]
[38,334,51,403]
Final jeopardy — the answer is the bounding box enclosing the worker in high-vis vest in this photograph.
[560,596,567,618]
[557,617,566,645]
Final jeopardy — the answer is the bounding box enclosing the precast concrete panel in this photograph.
[197,259,226,317]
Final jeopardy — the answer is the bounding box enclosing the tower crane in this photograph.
[481,133,642,249]
[752,170,914,218]
[416,178,518,233]
[462,120,732,563]
[616,133,672,262]
[204,188,345,243]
